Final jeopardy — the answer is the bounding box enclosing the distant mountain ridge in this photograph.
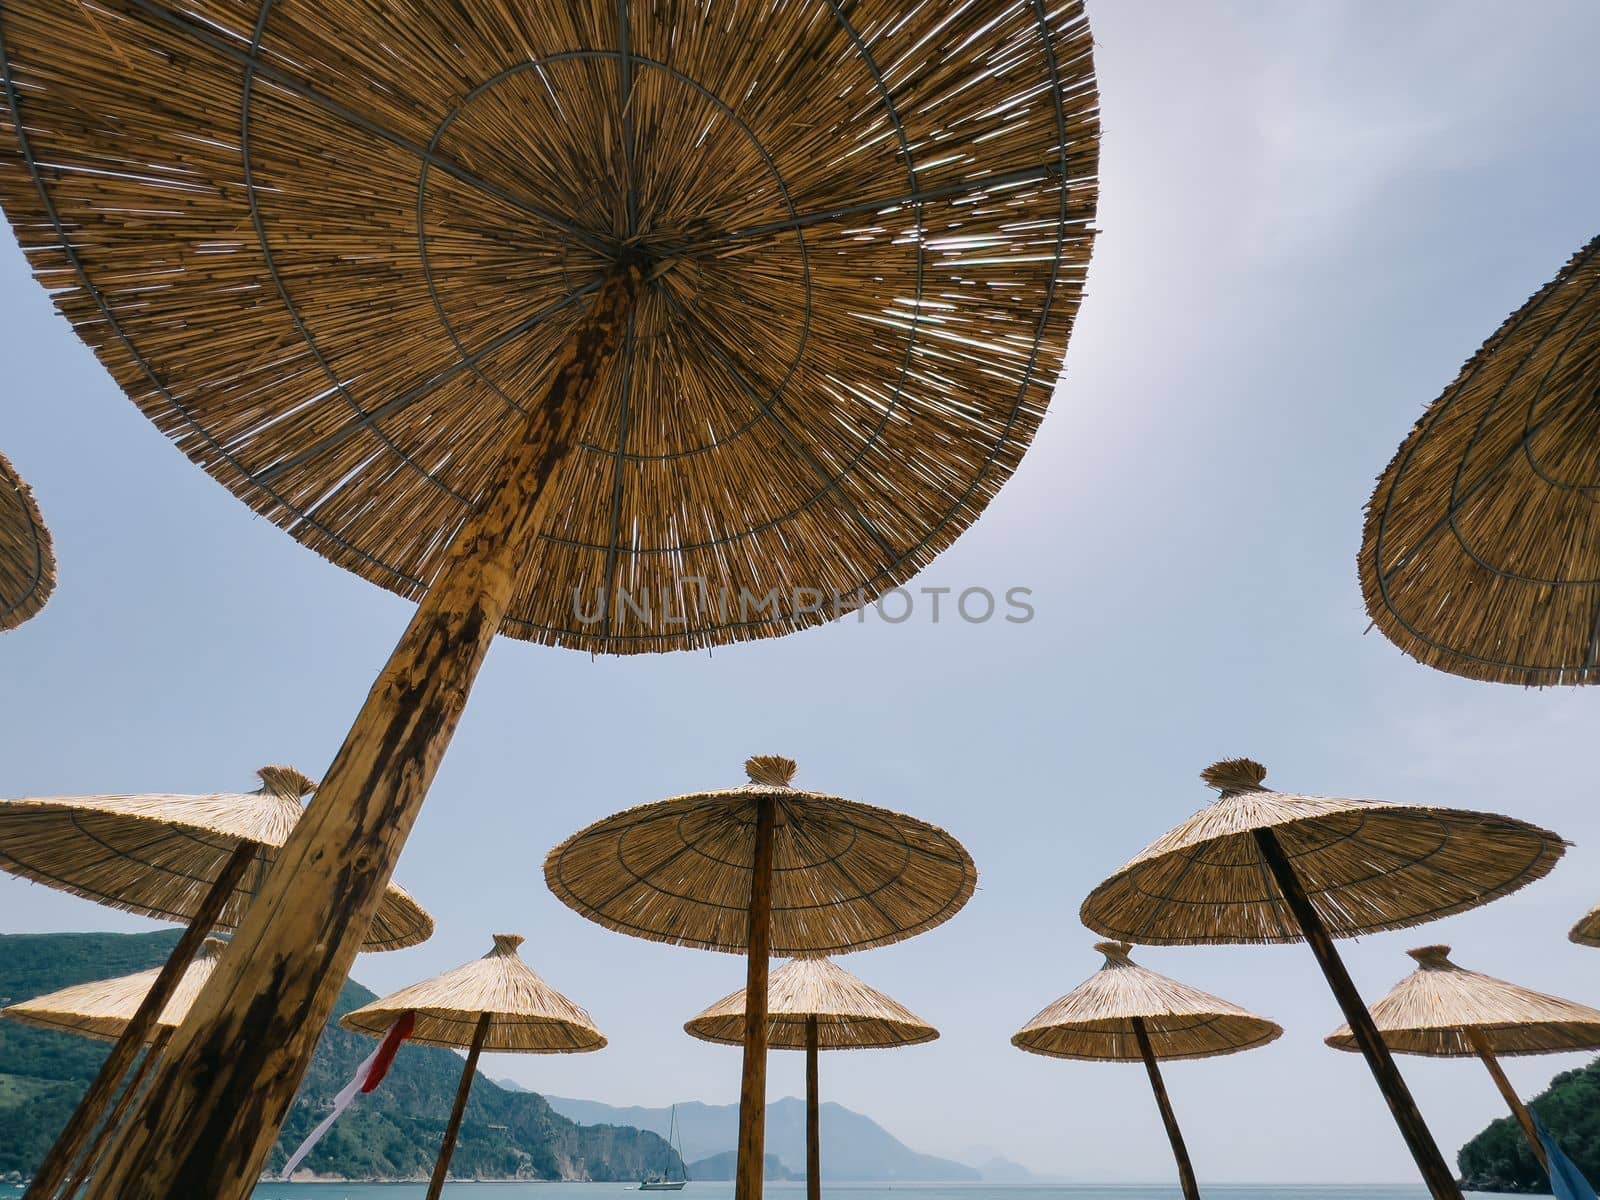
[0,931,677,1183]
[545,1095,1030,1181]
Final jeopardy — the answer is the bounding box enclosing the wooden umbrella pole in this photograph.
[736,795,777,1200]
[27,839,256,1200]
[426,1012,492,1200]
[1253,829,1462,1200]
[1465,1030,1549,1173]
[63,1028,174,1198]
[806,1015,821,1200]
[84,268,642,1200]
[1131,1017,1199,1200]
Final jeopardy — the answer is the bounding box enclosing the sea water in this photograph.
[1,1184,1502,1199]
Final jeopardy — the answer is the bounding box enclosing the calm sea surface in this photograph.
[0,1184,1503,1199]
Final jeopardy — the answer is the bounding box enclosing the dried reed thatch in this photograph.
[0,0,1101,655]
[1326,945,1600,1057]
[0,767,431,951]
[1079,758,1565,945]
[1012,942,1281,1062]
[2,937,229,1043]
[1570,905,1600,948]
[546,756,975,954]
[0,449,55,632]
[684,956,937,1050]
[342,934,604,1053]
[1361,234,1600,685]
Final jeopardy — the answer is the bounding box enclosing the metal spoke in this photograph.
[256,282,602,485]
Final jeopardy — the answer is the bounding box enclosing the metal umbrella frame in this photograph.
[0,449,55,632]
[2,937,230,1195]
[0,766,433,1199]
[1079,758,1566,1200]
[1012,941,1281,1200]
[0,5,1099,1193]
[340,934,604,1200]
[548,755,974,1200]
[1326,944,1600,1175]
[684,954,937,1200]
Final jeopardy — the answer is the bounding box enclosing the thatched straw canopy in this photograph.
[1570,905,1600,948]
[1326,945,1600,1057]
[0,767,432,951]
[684,956,937,1050]
[546,756,975,955]
[1012,941,1280,1062]
[1079,759,1564,945]
[341,934,604,1053]
[2,937,228,1043]
[0,450,55,632]
[1361,234,1600,685]
[0,0,1100,655]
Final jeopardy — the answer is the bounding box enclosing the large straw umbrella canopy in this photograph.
[1361,234,1600,687]
[686,955,936,1200]
[3,936,230,1043]
[1080,759,1565,1200]
[341,934,603,1200]
[1326,945,1600,1174]
[0,4,1100,1191]
[0,449,55,632]
[1012,941,1280,1200]
[549,755,973,1200]
[0,766,431,950]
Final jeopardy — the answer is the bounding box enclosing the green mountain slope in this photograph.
[546,1095,982,1181]
[0,931,677,1182]
[1458,1056,1600,1193]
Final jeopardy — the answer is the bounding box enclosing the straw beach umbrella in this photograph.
[2,938,231,1194]
[548,755,974,1200]
[685,955,938,1200]
[1012,941,1281,1200]
[1327,945,1600,1173]
[341,934,604,1200]
[0,449,55,631]
[0,767,432,1198]
[0,4,1100,1190]
[1080,758,1565,1200]
[1569,907,1600,948]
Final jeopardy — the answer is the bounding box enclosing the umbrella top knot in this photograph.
[745,756,797,789]
[1200,758,1268,795]
[1094,940,1133,964]
[490,934,525,956]
[199,937,228,957]
[256,766,316,800]
[1407,944,1454,968]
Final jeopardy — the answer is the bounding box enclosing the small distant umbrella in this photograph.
[0,767,433,1199]
[341,934,604,1200]
[0,449,55,632]
[2,937,230,1193]
[547,755,974,1200]
[1570,907,1600,948]
[685,955,937,1200]
[1326,945,1600,1175]
[1080,758,1565,1200]
[1012,941,1280,1200]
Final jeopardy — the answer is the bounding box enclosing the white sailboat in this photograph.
[639,1104,690,1190]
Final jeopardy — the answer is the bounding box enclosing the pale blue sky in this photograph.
[5,0,1600,1185]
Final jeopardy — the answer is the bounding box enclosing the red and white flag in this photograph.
[279,1011,415,1180]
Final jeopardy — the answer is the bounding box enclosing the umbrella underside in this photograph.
[1362,233,1600,685]
[0,0,1100,654]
